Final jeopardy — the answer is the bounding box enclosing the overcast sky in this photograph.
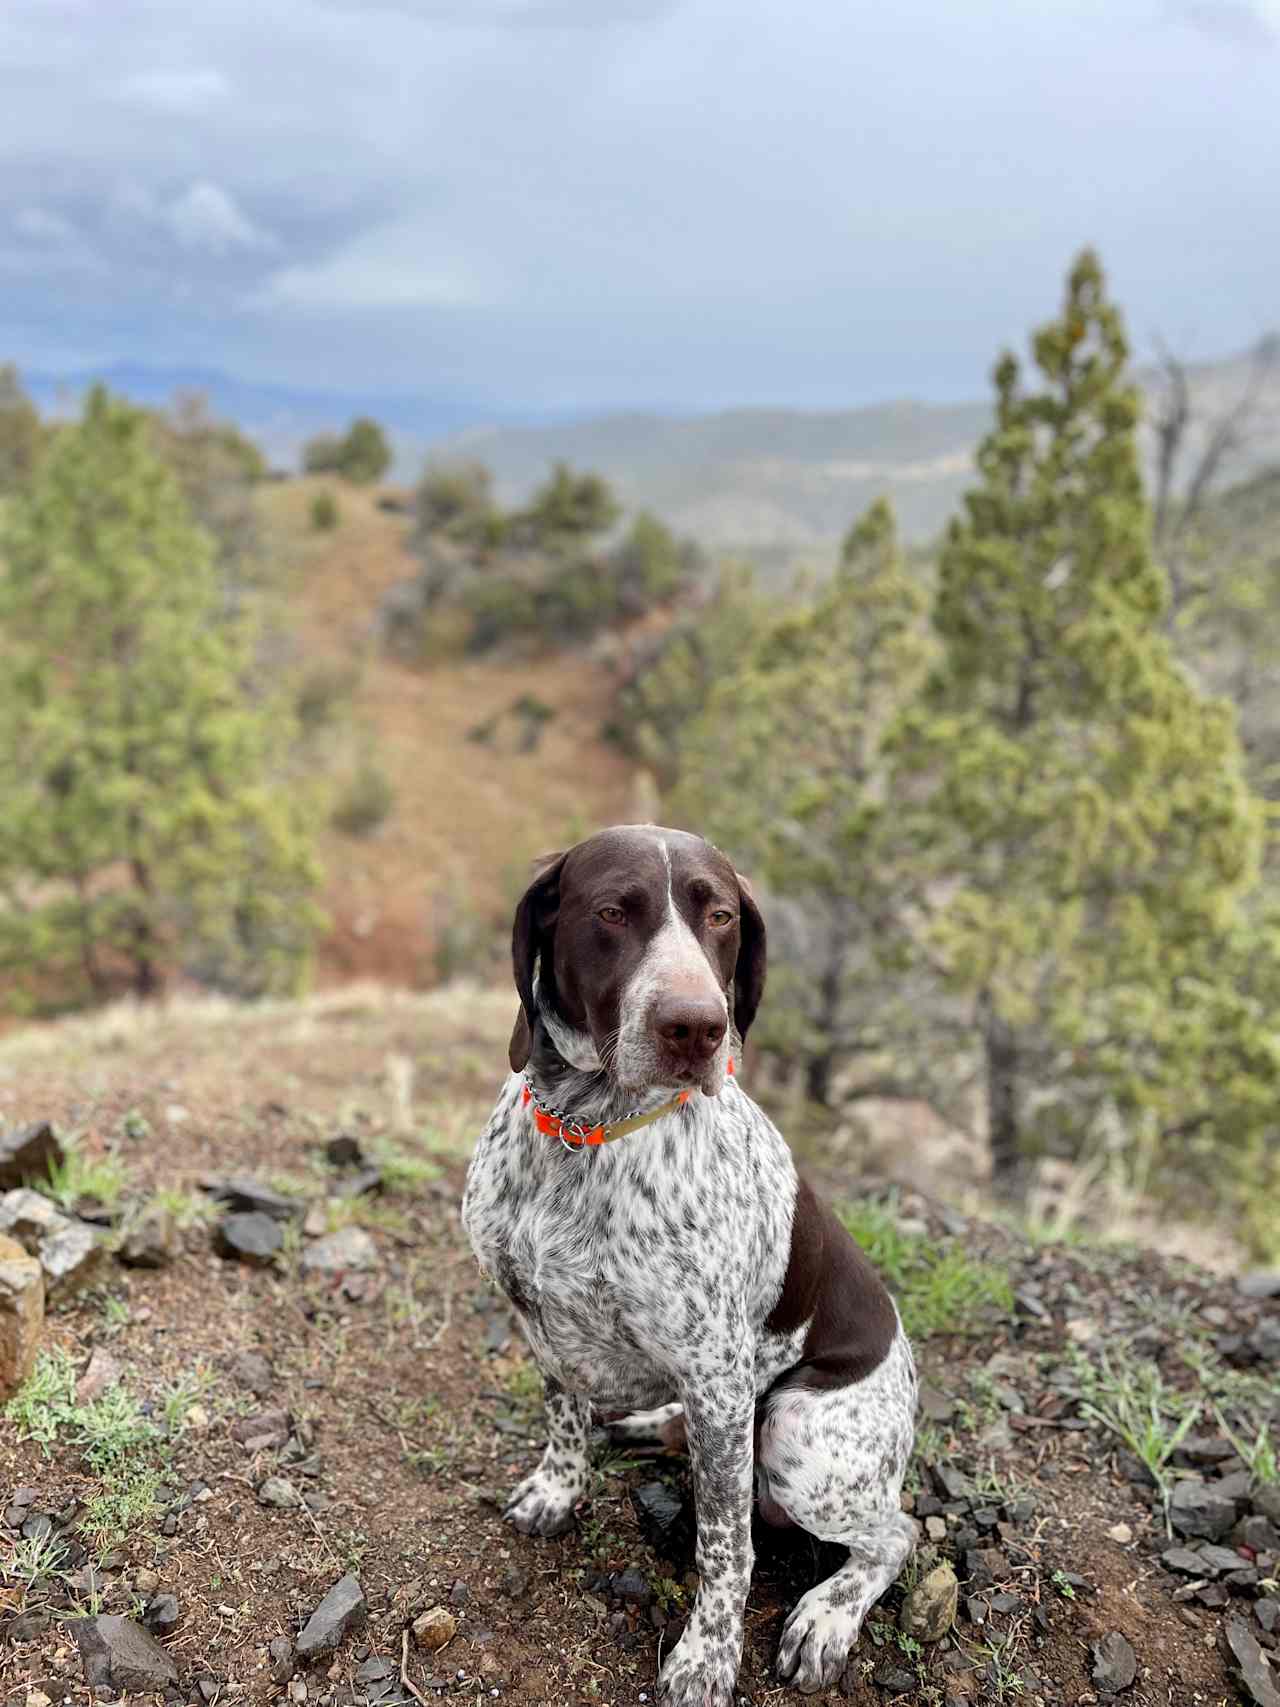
[1,0,1277,415]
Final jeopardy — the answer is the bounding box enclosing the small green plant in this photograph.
[4,1344,77,1447]
[1050,1569,1077,1601]
[371,1139,442,1194]
[837,1197,1013,1339]
[310,489,340,531]
[161,1366,213,1435]
[2,1524,69,1588]
[150,1187,217,1229]
[41,1141,129,1212]
[5,1347,172,1548]
[100,1293,132,1332]
[505,1361,544,1406]
[1073,1347,1200,1529]
[330,758,395,837]
[1213,1405,1278,1486]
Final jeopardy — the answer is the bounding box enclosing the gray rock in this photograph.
[0,1192,104,1297]
[1197,1543,1248,1576]
[229,1349,275,1396]
[1256,1600,1280,1636]
[1170,1477,1239,1541]
[872,1660,917,1695]
[119,1205,177,1268]
[295,1574,367,1660]
[1091,1631,1137,1694]
[40,1220,104,1296]
[207,1176,303,1221]
[1238,1272,1280,1300]
[269,1635,295,1681]
[325,1134,365,1169]
[0,1123,62,1191]
[899,1562,958,1643]
[1223,1618,1280,1707]
[216,1212,282,1266]
[300,1226,378,1274]
[0,1188,66,1247]
[258,1476,301,1509]
[1254,1485,1280,1527]
[1236,1516,1280,1553]
[70,1615,179,1693]
[143,1593,180,1634]
[1249,1320,1280,1363]
[231,1407,292,1452]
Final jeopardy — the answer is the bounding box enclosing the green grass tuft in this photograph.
[41,1141,130,1211]
[3,1345,197,1549]
[837,1196,1013,1340]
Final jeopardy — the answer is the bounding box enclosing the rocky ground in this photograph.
[0,986,1277,1707]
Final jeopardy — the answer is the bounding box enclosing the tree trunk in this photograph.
[983,998,1024,1194]
[804,910,849,1105]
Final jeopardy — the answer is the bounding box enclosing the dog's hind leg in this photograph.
[760,1332,917,1695]
[604,1402,685,1448]
[504,1376,591,1537]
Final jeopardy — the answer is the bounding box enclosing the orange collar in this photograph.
[523,1058,734,1149]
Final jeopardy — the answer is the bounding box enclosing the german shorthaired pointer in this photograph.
[462,825,916,1703]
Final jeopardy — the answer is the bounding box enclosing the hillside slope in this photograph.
[258,480,639,989]
[0,989,1276,1707]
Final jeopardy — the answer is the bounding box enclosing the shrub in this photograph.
[331,758,395,837]
[303,418,392,485]
[310,489,340,531]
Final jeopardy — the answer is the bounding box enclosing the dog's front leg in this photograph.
[659,1368,754,1707]
[504,1375,591,1537]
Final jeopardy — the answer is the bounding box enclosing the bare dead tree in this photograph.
[1149,334,1280,614]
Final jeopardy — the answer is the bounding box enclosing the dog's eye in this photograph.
[708,909,735,927]
[598,905,626,926]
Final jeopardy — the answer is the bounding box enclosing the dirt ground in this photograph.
[0,987,1275,1707]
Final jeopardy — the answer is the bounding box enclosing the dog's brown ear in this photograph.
[732,872,767,1045]
[509,851,567,1071]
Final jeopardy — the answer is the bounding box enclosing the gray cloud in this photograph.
[1169,0,1278,43]
[313,0,678,26]
[0,0,1276,414]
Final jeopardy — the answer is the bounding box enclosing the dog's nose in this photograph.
[653,998,727,1069]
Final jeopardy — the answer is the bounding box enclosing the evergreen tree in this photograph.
[897,250,1266,1190]
[0,363,43,495]
[675,499,933,1102]
[0,386,321,1007]
[303,417,391,485]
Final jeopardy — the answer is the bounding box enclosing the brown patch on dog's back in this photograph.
[765,1177,898,1390]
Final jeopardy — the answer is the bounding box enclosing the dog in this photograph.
[461,825,916,1703]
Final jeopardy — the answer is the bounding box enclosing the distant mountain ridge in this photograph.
[22,345,1280,560]
[437,348,1280,557]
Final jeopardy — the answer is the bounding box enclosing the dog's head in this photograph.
[508,824,765,1095]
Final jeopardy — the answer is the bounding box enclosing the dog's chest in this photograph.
[463,1081,796,1405]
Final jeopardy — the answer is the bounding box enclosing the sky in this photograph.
[1,0,1278,417]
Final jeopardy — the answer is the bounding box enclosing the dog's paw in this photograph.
[775,1588,859,1696]
[658,1630,738,1707]
[502,1469,580,1537]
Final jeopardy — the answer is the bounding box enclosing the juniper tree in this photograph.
[0,386,321,1007]
[675,499,933,1102]
[0,364,42,495]
[897,250,1266,1191]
